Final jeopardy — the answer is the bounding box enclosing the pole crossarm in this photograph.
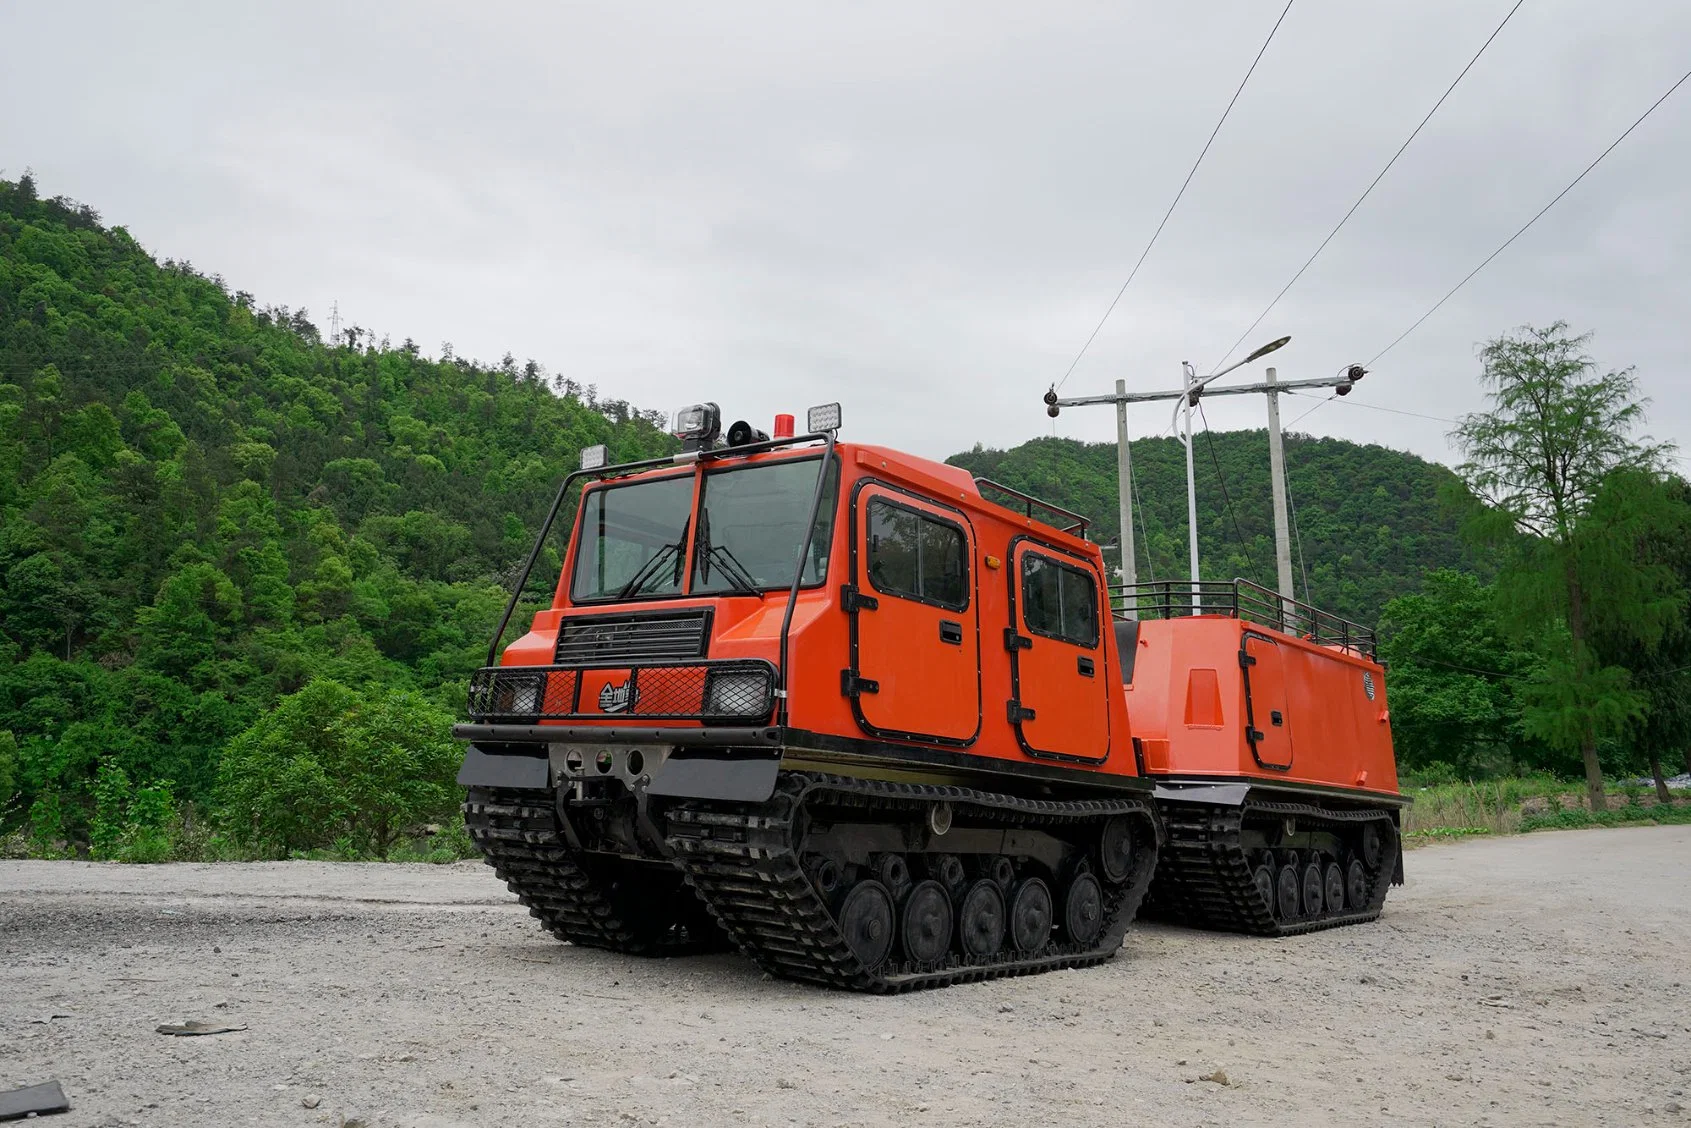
[1053,373,1353,409]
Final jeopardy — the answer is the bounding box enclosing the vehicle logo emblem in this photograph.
[598,678,638,714]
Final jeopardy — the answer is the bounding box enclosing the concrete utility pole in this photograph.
[1113,379,1138,618]
[1179,362,1203,613]
[1045,339,1367,618]
[1263,366,1296,623]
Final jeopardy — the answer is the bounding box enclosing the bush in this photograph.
[89,761,181,862]
[0,730,16,819]
[216,678,460,858]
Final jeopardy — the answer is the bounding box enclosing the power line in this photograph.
[1285,394,1334,431]
[1371,62,1691,367]
[1282,388,1459,425]
[1286,474,1313,603]
[1207,0,1525,375]
[1197,401,1259,573]
[1051,0,1296,393]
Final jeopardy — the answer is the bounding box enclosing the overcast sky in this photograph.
[4,1,1688,471]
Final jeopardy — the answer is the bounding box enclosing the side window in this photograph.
[1022,553,1100,647]
[866,498,968,610]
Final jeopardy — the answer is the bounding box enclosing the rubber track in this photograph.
[463,786,721,956]
[1148,798,1395,936]
[665,773,1161,993]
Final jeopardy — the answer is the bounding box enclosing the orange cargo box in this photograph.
[1123,615,1400,799]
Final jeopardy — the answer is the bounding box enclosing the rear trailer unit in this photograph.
[1116,579,1408,935]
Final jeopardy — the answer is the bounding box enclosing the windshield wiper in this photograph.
[615,520,689,599]
[696,507,765,598]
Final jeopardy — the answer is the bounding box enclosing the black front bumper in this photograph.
[453,722,781,747]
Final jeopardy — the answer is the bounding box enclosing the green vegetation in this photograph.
[3,177,1686,859]
[0,173,673,860]
[948,430,1474,626]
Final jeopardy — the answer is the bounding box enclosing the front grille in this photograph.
[555,611,711,665]
[467,660,775,724]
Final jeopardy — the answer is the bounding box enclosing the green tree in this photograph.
[1588,476,1691,799]
[1377,571,1539,777]
[1451,323,1686,810]
[216,679,460,858]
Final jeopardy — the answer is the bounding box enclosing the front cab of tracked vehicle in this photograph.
[454,402,1154,859]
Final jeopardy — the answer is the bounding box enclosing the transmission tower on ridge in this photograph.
[329,300,341,347]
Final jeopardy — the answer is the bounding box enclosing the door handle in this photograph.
[1077,655,1095,678]
[939,620,963,645]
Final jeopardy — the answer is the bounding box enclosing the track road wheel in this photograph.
[874,854,911,901]
[958,879,1007,958]
[1009,878,1054,954]
[1323,862,1345,914]
[930,854,967,894]
[837,880,895,971]
[1275,865,1301,920]
[1099,815,1135,884]
[1063,872,1104,945]
[901,880,953,964]
[1346,858,1368,910]
[1301,863,1325,917]
[1252,864,1275,910]
[1361,824,1385,870]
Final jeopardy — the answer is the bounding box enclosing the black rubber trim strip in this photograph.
[1151,774,1412,809]
[780,728,1153,794]
[453,723,781,746]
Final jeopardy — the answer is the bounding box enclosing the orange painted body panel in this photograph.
[493,441,1141,781]
[1126,616,1401,798]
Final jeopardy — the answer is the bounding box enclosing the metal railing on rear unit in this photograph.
[1110,578,1376,659]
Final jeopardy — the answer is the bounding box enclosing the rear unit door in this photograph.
[848,488,980,743]
[1242,632,1294,769]
[1009,542,1111,762]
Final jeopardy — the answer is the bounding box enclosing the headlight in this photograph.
[493,673,544,716]
[703,668,773,718]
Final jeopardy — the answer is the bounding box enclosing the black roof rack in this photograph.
[973,478,1091,538]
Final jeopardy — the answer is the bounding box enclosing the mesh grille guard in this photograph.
[467,659,775,725]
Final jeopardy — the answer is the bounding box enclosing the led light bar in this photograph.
[579,444,608,471]
[806,402,842,434]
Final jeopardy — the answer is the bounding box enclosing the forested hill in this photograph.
[0,175,673,804]
[947,432,1474,623]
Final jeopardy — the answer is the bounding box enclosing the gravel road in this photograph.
[4,826,1689,1127]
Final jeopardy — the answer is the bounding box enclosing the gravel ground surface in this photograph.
[3,826,1689,1127]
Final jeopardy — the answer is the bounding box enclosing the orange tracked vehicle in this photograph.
[1118,581,1406,934]
[454,403,1404,992]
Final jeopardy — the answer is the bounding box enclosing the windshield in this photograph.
[570,474,694,601]
[692,457,838,595]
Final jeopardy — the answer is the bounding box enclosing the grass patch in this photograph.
[1403,774,1691,845]
[1521,803,1691,833]
[1401,775,1567,838]
[1405,825,1493,842]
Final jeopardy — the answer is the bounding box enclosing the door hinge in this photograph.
[841,670,880,697]
[1247,727,1265,743]
[1239,650,1257,668]
[1003,628,1032,651]
[840,584,879,613]
[1007,700,1037,724]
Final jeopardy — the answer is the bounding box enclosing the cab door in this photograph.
[1008,542,1111,763]
[846,488,980,744]
[1241,632,1294,769]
